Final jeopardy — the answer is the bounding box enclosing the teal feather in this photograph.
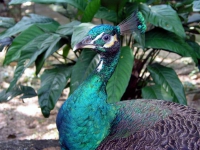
[118,11,146,35]
[57,11,200,150]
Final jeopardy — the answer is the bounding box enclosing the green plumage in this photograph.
[57,24,121,149]
[56,11,200,150]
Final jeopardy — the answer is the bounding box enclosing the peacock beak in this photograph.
[73,36,96,52]
[73,43,96,51]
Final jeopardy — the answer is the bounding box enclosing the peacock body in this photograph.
[56,12,200,150]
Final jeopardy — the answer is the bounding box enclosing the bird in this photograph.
[56,11,200,150]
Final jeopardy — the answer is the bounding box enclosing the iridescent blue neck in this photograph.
[94,49,121,85]
[57,47,121,150]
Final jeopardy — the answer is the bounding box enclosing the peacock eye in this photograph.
[102,34,111,42]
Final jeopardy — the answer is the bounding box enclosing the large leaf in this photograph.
[0,85,37,102]
[7,33,50,91]
[0,14,59,40]
[147,63,187,105]
[95,7,118,23]
[81,0,101,22]
[0,17,15,28]
[10,0,87,11]
[186,40,200,70]
[38,65,72,117]
[186,40,200,58]
[140,3,185,38]
[101,0,128,12]
[3,25,45,65]
[142,85,173,101]
[145,28,198,64]
[70,49,99,95]
[71,23,96,48]
[34,34,64,75]
[106,46,134,103]
[193,0,200,11]
[56,21,81,36]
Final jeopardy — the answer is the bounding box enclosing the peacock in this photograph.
[56,12,200,150]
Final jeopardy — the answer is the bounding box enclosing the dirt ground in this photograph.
[0,3,200,149]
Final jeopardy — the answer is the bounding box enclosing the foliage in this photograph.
[0,0,200,117]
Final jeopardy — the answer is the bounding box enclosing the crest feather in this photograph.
[118,11,146,35]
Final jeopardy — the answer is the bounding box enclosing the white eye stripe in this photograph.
[91,32,104,44]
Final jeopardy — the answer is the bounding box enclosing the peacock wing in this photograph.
[98,99,200,150]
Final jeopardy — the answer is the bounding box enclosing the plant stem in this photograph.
[166,56,181,67]
[55,51,76,63]
[159,51,170,64]
[52,54,65,64]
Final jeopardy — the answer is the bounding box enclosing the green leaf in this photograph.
[186,40,200,70]
[0,17,15,28]
[106,46,134,103]
[0,85,37,102]
[9,0,87,11]
[0,14,59,40]
[101,0,128,12]
[43,35,62,59]
[140,4,185,38]
[147,63,187,105]
[4,25,45,65]
[95,7,118,23]
[35,51,46,75]
[62,44,71,59]
[142,85,173,101]
[81,0,101,22]
[56,21,81,36]
[7,33,50,91]
[38,65,72,117]
[193,0,200,11]
[186,40,200,58]
[71,23,96,48]
[145,28,198,64]
[70,49,98,95]
[35,34,64,75]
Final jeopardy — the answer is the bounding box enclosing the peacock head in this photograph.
[73,11,146,53]
[73,24,121,54]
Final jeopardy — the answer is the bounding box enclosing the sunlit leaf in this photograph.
[0,17,15,28]
[193,0,200,11]
[0,14,59,40]
[147,63,187,105]
[140,4,185,38]
[145,28,198,64]
[7,33,50,91]
[56,21,81,36]
[3,25,45,65]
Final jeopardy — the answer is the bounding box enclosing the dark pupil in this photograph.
[103,35,110,41]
